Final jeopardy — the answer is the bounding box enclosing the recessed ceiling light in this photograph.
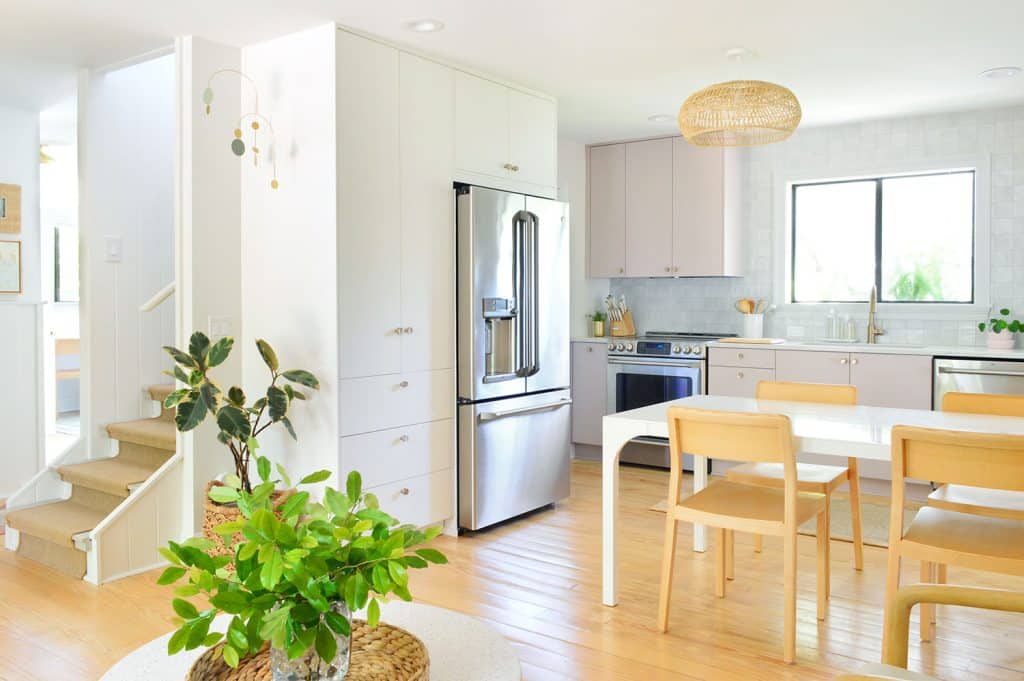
[648,114,675,123]
[980,66,1022,79]
[404,19,445,33]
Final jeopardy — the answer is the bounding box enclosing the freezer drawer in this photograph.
[458,389,572,530]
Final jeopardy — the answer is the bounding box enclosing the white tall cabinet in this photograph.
[331,29,557,531]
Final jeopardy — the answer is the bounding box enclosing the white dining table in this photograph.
[601,394,1024,607]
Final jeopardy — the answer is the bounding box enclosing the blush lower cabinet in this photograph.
[571,341,608,446]
[774,350,851,385]
[849,353,932,409]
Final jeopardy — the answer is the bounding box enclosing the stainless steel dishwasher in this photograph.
[933,357,1024,408]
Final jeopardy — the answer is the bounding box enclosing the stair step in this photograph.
[16,533,86,578]
[106,417,176,451]
[58,458,160,498]
[6,499,107,548]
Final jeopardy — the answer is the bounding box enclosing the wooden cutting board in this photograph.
[717,337,786,344]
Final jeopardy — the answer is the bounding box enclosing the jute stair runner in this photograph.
[185,620,429,681]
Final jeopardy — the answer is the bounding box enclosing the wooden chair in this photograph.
[884,426,1024,657]
[836,584,1024,681]
[726,381,864,589]
[658,407,829,664]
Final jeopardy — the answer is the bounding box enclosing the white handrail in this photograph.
[140,281,175,312]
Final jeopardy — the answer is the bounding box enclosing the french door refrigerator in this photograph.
[456,184,571,531]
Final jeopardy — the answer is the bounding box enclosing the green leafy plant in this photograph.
[590,311,607,323]
[888,261,944,301]
[159,465,448,669]
[162,332,320,493]
[979,308,1023,334]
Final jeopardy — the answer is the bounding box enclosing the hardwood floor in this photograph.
[1,461,1022,680]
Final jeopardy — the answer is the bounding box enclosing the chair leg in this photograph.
[919,561,935,642]
[816,511,829,621]
[937,563,947,585]
[824,493,832,599]
[847,462,865,572]
[783,529,797,664]
[657,513,679,633]
[882,550,902,660]
[753,533,763,553]
[714,528,727,598]
[725,529,735,581]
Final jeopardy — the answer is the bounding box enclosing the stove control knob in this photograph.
[625,343,634,351]
[672,345,681,354]
[615,343,625,351]
[693,345,704,356]
[683,345,693,354]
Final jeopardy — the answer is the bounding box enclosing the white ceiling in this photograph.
[4,0,1024,142]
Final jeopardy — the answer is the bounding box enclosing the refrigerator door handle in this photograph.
[478,398,573,422]
[526,211,541,377]
[513,210,530,377]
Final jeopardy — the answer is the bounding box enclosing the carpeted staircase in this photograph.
[5,385,176,578]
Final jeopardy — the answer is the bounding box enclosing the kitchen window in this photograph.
[790,169,975,304]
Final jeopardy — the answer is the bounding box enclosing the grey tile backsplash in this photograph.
[610,105,1024,347]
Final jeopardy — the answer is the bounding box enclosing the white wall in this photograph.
[240,24,339,479]
[79,55,175,457]
[0,104,43,493]
[611,105,1024,346]
[559,137,608,338]
[177,36,244,532]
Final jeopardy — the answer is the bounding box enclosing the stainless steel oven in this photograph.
[606,340,706,470]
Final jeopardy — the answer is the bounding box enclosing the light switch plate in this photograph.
[104,236,123,263]
[209,315,234,341]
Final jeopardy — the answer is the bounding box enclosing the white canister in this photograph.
[742,314,764,339]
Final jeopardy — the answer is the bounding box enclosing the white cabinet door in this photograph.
[708,366,775,398]
[850,353,932,409]
[340,419,453,490]
[454,72,509,180]
[365,469,453,529]
[587,144,626,277]
[337,32,402,378]
[400,53,455,373]
[571,342,607,446]
[672,140,743,276]
[625,138,674,277]
[508,89,556,189]
[774,350,851,385]
[339,369,455,437]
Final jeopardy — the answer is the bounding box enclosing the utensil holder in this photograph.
[741,313,764,339]
[610,311,636,337]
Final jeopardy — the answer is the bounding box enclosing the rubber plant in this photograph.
[979,308,1023,334]
[158,466,448,669]
[162,332,320,494]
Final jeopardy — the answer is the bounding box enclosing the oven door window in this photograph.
[616,372,694,412]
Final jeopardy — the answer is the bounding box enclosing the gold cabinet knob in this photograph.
[398,380,409,388]
[403,327,413,334]
[400,487,410,496]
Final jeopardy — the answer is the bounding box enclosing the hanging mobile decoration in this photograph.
[203,69,280,190]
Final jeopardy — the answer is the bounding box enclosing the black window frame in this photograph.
[790,169,976,304]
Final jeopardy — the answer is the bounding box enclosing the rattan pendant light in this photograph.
[678,79,802,147]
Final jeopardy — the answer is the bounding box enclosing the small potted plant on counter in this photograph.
[162,332,320,557]
[159,466,448,680]
[979,308,1022,349]
[588,311,607,338]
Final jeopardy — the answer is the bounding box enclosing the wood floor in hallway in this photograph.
[1,460,1022,680]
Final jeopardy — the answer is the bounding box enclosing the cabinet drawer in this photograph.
[708,366,775,398]
[339,369,454,436]
[366,469,453,529]
[341,420,454,490]
[708,347,775,369]
[775,350,850,385]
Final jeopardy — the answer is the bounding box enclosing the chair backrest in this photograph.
[667,406,794,465]
[890,426,1024,493]
[942,391,1024,417]
[756,380,857,406]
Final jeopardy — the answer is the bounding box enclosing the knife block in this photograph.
[610,311,636,337]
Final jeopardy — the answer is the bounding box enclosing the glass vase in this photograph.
[270,602,351,681]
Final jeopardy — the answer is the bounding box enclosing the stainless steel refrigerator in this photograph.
[456,184,571,531]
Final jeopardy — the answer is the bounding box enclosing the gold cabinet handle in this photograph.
[403,327,413,334]
[398,380,409,388]
[737,371,744,379]
[738,352,744,359]
[399,434,410,443]
[400,487,410,496]
[393,327,404,335]
[840,358,849,365]
[618,267,624,274]
[851,358,859,365]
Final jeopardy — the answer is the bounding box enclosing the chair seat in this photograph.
[675,480,826,531]
[901,507,1024,573]
[726,461,849,493]
[928,484,1024,520]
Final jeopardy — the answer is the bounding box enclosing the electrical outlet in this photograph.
[104,236,123,263]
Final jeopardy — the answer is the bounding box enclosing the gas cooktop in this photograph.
[607,331,737,359]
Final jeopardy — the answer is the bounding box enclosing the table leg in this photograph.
[602,421,636,607]
[692,455,708,552]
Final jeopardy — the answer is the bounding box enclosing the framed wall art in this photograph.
[0,240,22,293]
[0,184,21,233]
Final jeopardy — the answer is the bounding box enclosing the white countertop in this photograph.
[707,339,1024,360]
[572,336,609,343]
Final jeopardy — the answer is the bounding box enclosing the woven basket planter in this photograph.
[185,619,430,681]
[203,481,292,559]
